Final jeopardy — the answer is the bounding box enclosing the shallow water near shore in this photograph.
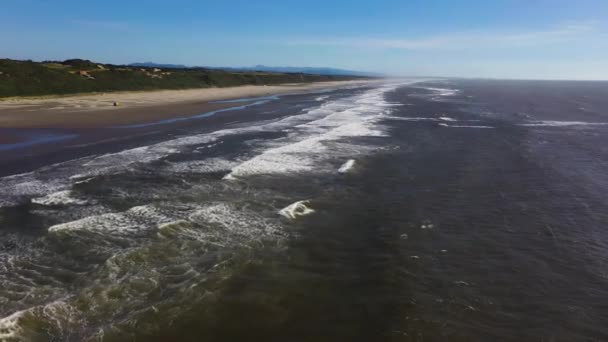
[1,79,608,341]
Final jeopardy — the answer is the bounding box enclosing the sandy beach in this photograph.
[0,81,369,129]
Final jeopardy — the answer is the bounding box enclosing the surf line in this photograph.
[279,200,315,220]
[338,159,356,173]
[116,98,277,129]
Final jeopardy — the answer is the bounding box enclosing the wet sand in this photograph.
[0,133,22,144]
[0,81,368,129]
[0,101,255,129]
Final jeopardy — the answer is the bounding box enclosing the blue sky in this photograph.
[2,0,607,79]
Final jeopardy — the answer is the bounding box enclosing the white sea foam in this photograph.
[163,158,238,174]
[0,134,224,208]
[440,124,495,129]
[0,301,75,340]
[48,205,173,234]
[417,86,460,97]
[155,202,284,246]
[226,120,381,177]
[316,95,330,101]
[0,174,67,208]
[439,116,457,121]
[279,200,315,219]
[0,133,225,207]
[520,120,608,127]
[226,138,325,177]
[31,190,88,206]
[384,116,438,122]
[68,134,228,180]
[224,84,404,178]
[0,309,24,339]
[188,203,279,237]
[338,159,356,173]
[48,212,133,234]
[222,173,237,181]
[71,145,179,180]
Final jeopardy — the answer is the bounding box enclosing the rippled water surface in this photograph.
[1,79,608,341]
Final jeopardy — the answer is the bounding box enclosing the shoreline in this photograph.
[0,80,372,129]
[0,80,375,175]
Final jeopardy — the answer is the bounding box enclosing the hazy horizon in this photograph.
[2,0,608,80]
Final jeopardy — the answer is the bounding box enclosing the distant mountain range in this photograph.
[129,62,381,77]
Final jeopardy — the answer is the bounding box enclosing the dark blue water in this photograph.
[0,129,77,151]
[1,80,608,341]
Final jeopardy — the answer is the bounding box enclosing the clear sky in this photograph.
[2,0,607,79]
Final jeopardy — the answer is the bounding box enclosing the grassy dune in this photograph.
[0,58,365,98]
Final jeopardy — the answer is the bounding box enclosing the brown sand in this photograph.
[0,81,369,129]
[0,101,254,129]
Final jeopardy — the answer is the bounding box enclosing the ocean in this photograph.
[1,79,608,341]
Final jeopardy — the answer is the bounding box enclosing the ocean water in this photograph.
[1,79,608,341]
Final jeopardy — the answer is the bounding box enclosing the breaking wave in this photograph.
[279,200,315,220]
[0,81,419,340]
[338,159,356,173]
[224,84,403,178]
[520,120,608,127]
[439,123,495,129]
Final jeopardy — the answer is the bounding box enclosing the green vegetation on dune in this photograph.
[0,58,366,98]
